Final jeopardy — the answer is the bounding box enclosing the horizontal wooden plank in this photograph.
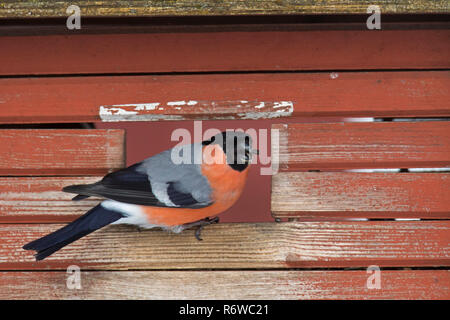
[0,71,448,123]
[1,270,448,300]
[273,122,450,170]
[0,29,448,75]
[0,177,102,223]
[2,221,449,270]
[4,173,448,223]
[0,130,125,175]
[0,0,448,18]
[272,172,450,219]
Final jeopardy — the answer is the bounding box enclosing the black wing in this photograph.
[62,163,209,208]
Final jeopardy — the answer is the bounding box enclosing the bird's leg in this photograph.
[181,217,219,241]
[194,217,219,241]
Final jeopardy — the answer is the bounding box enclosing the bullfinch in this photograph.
[23,131,256,261]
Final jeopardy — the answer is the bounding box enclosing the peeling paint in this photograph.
[99,100,294,121]
[237,101,294,119]
[167,100,197,106]
[99,106,138,116]
[113,103,159,111]
[273,101,293,108]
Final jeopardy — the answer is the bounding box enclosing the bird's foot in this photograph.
[181,217,219,241]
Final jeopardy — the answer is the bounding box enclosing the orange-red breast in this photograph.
[23,131,256,260]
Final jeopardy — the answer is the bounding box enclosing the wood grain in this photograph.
[0,130,125,175]
[1,29,448,76]
[0,0,448,18]
[3,221,449,270]
[0,177,103,223]
[272,172,450,219]
[0,71,448,123]
[273,122,450,170]
[0,270,448,300]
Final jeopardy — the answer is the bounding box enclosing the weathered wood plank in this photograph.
[0,130,125,175]
[273,122,450,170]
[2,222,449,270]
[272,172,450,219]
[0,71,448,123]
[1,29,448,75]
[4,173,448,223]
[0,0,448,18]
[0,177,103,223]
[0,270,448,300]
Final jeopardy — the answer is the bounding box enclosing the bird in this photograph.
[23,131,257,261]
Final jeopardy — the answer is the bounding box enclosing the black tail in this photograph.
[23,204,124,261]
[63,184,94,201]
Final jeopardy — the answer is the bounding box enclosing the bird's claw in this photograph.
[195,226,204,241]
[182,217,219,241]
[195,217,219,241]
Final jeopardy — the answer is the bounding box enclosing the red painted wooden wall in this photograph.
[0,12,448,299]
